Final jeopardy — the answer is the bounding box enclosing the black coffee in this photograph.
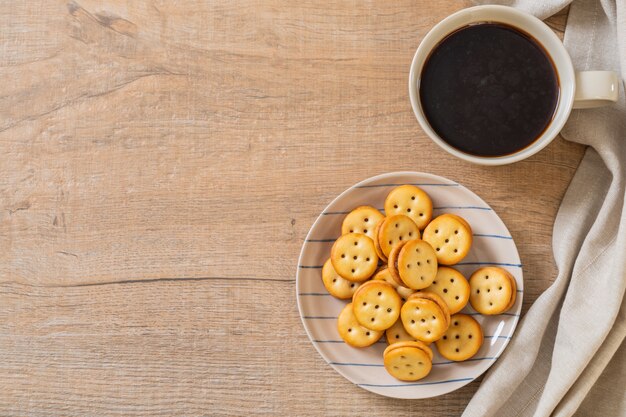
[419,23,559,157]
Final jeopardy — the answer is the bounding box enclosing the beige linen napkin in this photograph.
[463,1,626,416]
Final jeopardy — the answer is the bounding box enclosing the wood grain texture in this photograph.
[0,1,580,416]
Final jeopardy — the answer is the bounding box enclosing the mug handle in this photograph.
[573,71,620,109]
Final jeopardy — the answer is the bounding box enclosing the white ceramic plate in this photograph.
[296,172,523,399]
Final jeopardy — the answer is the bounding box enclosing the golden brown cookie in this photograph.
[330,233,378,282]
[352,280,401,331]
[337,303,383,347]
[341,206,385,240]
[321,258,361,299]
[422,214,472,265]
[435,314,483,361]
[400,293,449,343]
[384,185,433,230]
[378,215,420,258]
[385,318,415,345]
[397,239,438,290]
[383,342,432,381]
[469,267,516,315]
[372,219,388,262]
[425,266,470,314]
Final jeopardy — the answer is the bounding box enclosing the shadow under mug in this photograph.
[409,5,620,166]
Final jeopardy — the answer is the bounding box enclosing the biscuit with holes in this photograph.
[321,258,361,299]
[337,303,383,347]
[378,214,420,258]
[400,293,449,343]
[341,206,385,240]
[425,266,470,314]
[435,314,483,361]
[469,267,516,315]
[352,281,401,331]
[383,342,432,381]
[372,219,388,262]
[330,233,378,282]
[384,185,433,230]
[422,214,472,265]
[397,239,438,290]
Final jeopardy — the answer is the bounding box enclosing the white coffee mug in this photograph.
[409,5,620,166]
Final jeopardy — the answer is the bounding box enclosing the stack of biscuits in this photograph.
[322,185,517,381]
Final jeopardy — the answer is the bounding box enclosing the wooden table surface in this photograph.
[0,1,582,416]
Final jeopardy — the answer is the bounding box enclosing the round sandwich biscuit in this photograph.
[422,214,472,265]
[425,266,470,314]
[337,303,383,347]
[330,233,378,282]
[400,293,449,343]
[352,280,401,331]
[384,185,433,230]
[378,214,420,259]
[383,341,432,381]
[397,239,438,290]
[469,267,517,315]
[435,314,483,361]
[341,206,385,240]
[321,258,361,299]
